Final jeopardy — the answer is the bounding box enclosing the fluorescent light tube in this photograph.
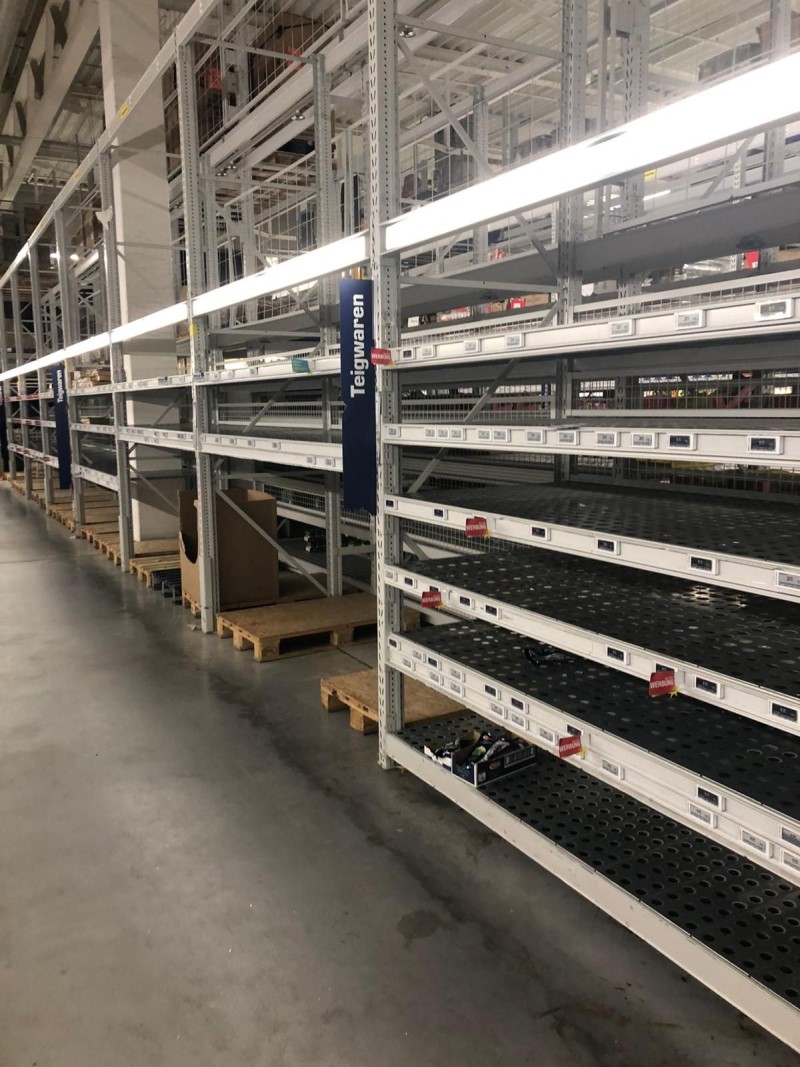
[65,333,111,358]
[192,233,367,317]
[385,52,800,252]
[109,302,189,343]
[0,348,66,384]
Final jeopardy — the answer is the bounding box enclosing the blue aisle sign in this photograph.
[0,383,8,473]
[339,278,376,514]
[51,363,72,489]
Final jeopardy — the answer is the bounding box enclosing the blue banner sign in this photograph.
[51,363,72,489]
[339,277,376,514]
[0,383,8,473]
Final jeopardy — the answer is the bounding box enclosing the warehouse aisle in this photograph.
[0,487,795,1067]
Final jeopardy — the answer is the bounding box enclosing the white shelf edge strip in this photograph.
[384,423,800,468]
[386,566,800,736]
[386,495,800,603]
[387,634,800,887]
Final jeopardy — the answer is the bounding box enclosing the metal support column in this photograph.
[618,0,650,299]
[554,0,587,484]
[556,0,587,322]
[473,88,489,266]
[28,248,54,506]
[314,54,344,598]
[55,209,84,528]
[762,0,791,267]
[177,43,219,633]
[98,150,134,570]
[369,0,403,769]
[2,292,16,481]
[10,274,31,497]
[0,294,10,477]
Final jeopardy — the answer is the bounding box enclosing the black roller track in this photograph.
[405,621,800,821]
[403,549,800,698]
[416,483,800,565]
[400,712,800,1007]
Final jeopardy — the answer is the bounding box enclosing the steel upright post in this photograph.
[1,292,16,481]
[54,209,84,528]
[473,87,490,266]
[314,55,344,598]
[368,0,404,769]
[10,274,31,497]
[28,247,54,505]
[554,0,587,484]
[177,43,219,632]
[98,150,134,570]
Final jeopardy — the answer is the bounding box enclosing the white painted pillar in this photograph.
[99,0,179,539]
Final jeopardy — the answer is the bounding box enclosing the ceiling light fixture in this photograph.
[384,51,800,252]
[192,234,367,317]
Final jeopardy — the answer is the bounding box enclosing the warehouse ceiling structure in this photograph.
[1,0,798,326]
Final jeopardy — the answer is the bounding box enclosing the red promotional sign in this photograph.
[370,347,394,366]
[421,589,443,608]
[465,516,490,538]
[649,670,677,698]
[558,735,584,759]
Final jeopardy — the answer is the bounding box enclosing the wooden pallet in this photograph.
[132,554,182,586]
[320,668,465,734]
[216,593,420,662]
[83,521,120,544]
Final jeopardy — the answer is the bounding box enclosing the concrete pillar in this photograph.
[99,0,179,539]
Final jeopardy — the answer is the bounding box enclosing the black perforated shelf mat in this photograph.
[400,712,800,1007]
[403,550,800,698]
[405,621,800,821]
[416,483,800,565]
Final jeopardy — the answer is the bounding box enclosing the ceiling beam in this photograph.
[397,16,563,62]
[0,0,100,205]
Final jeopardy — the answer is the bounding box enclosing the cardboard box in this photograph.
[179,488,279,610]
[424,728,537,787]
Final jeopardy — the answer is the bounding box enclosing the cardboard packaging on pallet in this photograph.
[178,488,279,610]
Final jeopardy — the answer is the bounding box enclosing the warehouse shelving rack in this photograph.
[1,0,800,1052]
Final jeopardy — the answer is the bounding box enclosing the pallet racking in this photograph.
[0,0,799,1052]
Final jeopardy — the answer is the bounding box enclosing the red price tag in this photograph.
[465,516,490,538]
[649,670,677,698]
[371,347,393,366]
[421,589,443,608]
[558,735,584,759]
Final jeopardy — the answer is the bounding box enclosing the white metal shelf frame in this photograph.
[385,420,800,468]
[385,733,800,1057]
[385,564,800,735]
[385,493,800,602]
[386,630,800,888]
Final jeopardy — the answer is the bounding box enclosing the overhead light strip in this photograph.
[191,234,368,317]
[384,52,800,252]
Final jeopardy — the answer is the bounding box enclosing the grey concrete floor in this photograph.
[0,485,797,1067]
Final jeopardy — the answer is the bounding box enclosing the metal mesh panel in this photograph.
[573,369,800,412]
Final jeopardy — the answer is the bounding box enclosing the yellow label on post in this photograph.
[644,169,656,181]
[189,323,199,339]
[118,100,131,120]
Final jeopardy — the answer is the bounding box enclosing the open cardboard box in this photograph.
[179,488,279,610]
